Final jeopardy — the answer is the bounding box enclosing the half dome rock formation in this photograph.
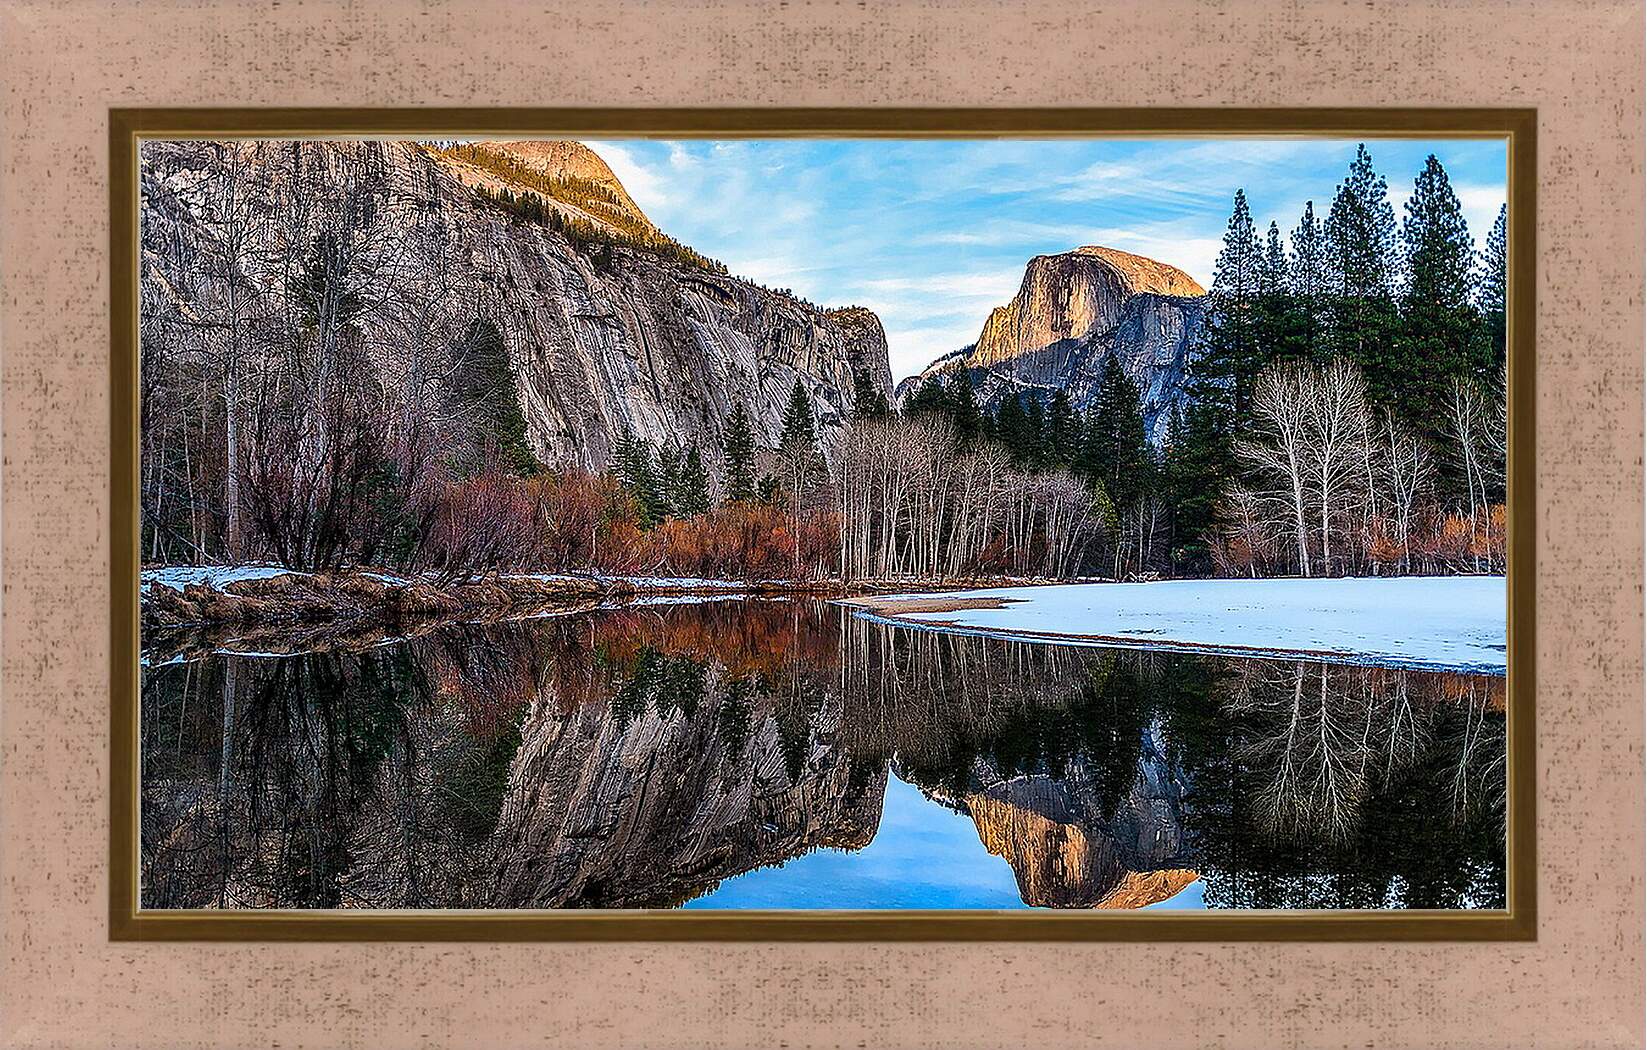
[138,139,892,473]
[899,245,1207,444]
[917,721,1192,909]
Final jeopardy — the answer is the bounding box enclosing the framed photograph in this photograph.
[110,108,1534,940]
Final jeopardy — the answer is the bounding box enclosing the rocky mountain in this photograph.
[898,245,1207,444]
[138,139,892,473]
[918,720,1195,909]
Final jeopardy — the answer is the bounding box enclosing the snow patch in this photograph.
[853,576,1507,674]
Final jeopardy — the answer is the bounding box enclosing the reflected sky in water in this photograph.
[688,773,1029,910]
[139,598,1506,912]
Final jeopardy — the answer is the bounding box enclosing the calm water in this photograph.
[139,597,1506,911]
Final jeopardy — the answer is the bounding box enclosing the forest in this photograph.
[140,143,1507,585]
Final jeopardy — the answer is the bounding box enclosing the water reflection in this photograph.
[140,599,1506,911]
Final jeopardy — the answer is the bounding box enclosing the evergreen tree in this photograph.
[1474,203,1509,377]
[452,318,540,476]
[1044,390,1079,467]
[995,393,1031,465]
[1288,200,1329,359]
[613,428,664,528]
[1255,220,1307,364]
[904,374,952,418]
[947,371,983,446]
[1162,399,1234,576]
[652,445,681,521]
[1323,143,1401,404]
[1021,395,1048,468]
[675,446,712,518]
[721,401,757,503]
[1079,356,1150,509]
[851,368,890,419]
[1193,190,1264,418]
[1398,153,1481,423]
[779,378,817,454]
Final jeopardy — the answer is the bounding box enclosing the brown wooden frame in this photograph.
[110,107,1537,941]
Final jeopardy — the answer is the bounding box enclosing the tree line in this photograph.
[893,145,1509,580]
[141,140,1506,585]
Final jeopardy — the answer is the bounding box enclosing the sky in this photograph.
[586,137,1508,382]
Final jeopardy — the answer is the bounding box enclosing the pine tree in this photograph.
[1399,153,1481,424]
[675,446,711,517]
[995,393,1030,465]
[1044,390,1078,468]
[778,378,821,507]
[1193,190,1264,419]
[780,378,817,454]
[721,401,756,503]
[904,374,952,418]
[1474,203,1509,377]
[1079,356,1149,509]
[851,368,890,419]
[1021,395,1047,468]
[613,428,664,528]
[1288,200,1329,359]
[1254,220,1306,364]
[947,371,983,446]
[653,445,681,521]
[452,318,540,476]
[1323,143,1401,404]
[1162,399,1234,576]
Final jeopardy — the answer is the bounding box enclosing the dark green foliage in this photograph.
[1162,400,1234,576]
[1043,390,1079,468]
[1078,356,1150,509]
[288,230,365,329]
[1287,200,1329,359]
[946,371,983,446]
[1474,203,1509,375]
[450,318,540,476]
[612,427,665,528]
[851,368,890,420]
[903,374,952,418]
[779,377,817,455]
[994,392,1045,467]
[1323,144,1402,401]
[673,446,712,518]
[1397,154,1484,426]
[721,402,757,503]
[1254,220,1310,366]
[1193,190,1265,418]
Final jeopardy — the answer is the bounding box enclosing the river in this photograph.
[138,596,1506,910]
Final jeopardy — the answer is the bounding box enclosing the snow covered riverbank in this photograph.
[844,576,1508,673]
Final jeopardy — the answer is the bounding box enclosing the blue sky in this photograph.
[587,137,1508,381]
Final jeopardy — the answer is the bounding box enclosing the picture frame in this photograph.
[109,106,1537,942]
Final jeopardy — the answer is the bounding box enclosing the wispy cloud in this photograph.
[578,138,1507,382]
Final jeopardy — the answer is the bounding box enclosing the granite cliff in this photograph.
[899,245,1207,444]
[138,139,892,472]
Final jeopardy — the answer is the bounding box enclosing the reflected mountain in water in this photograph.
[140,599,1506,911]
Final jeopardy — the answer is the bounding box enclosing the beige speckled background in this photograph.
[2,1,1642,1047]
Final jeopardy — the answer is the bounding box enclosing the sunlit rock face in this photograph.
[898,245,1206,444]
[938,725,1193,909]
[138,139,891,472]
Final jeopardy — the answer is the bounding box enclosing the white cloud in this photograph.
[1455,183,1508,243]
[587,141,671,216]
[884,321,988,382]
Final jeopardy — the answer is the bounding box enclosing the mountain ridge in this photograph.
[899,243,1208,444]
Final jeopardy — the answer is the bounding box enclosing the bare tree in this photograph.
[1237,362,1315,575]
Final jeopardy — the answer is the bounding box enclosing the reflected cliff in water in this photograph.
[139,599,1506,911]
